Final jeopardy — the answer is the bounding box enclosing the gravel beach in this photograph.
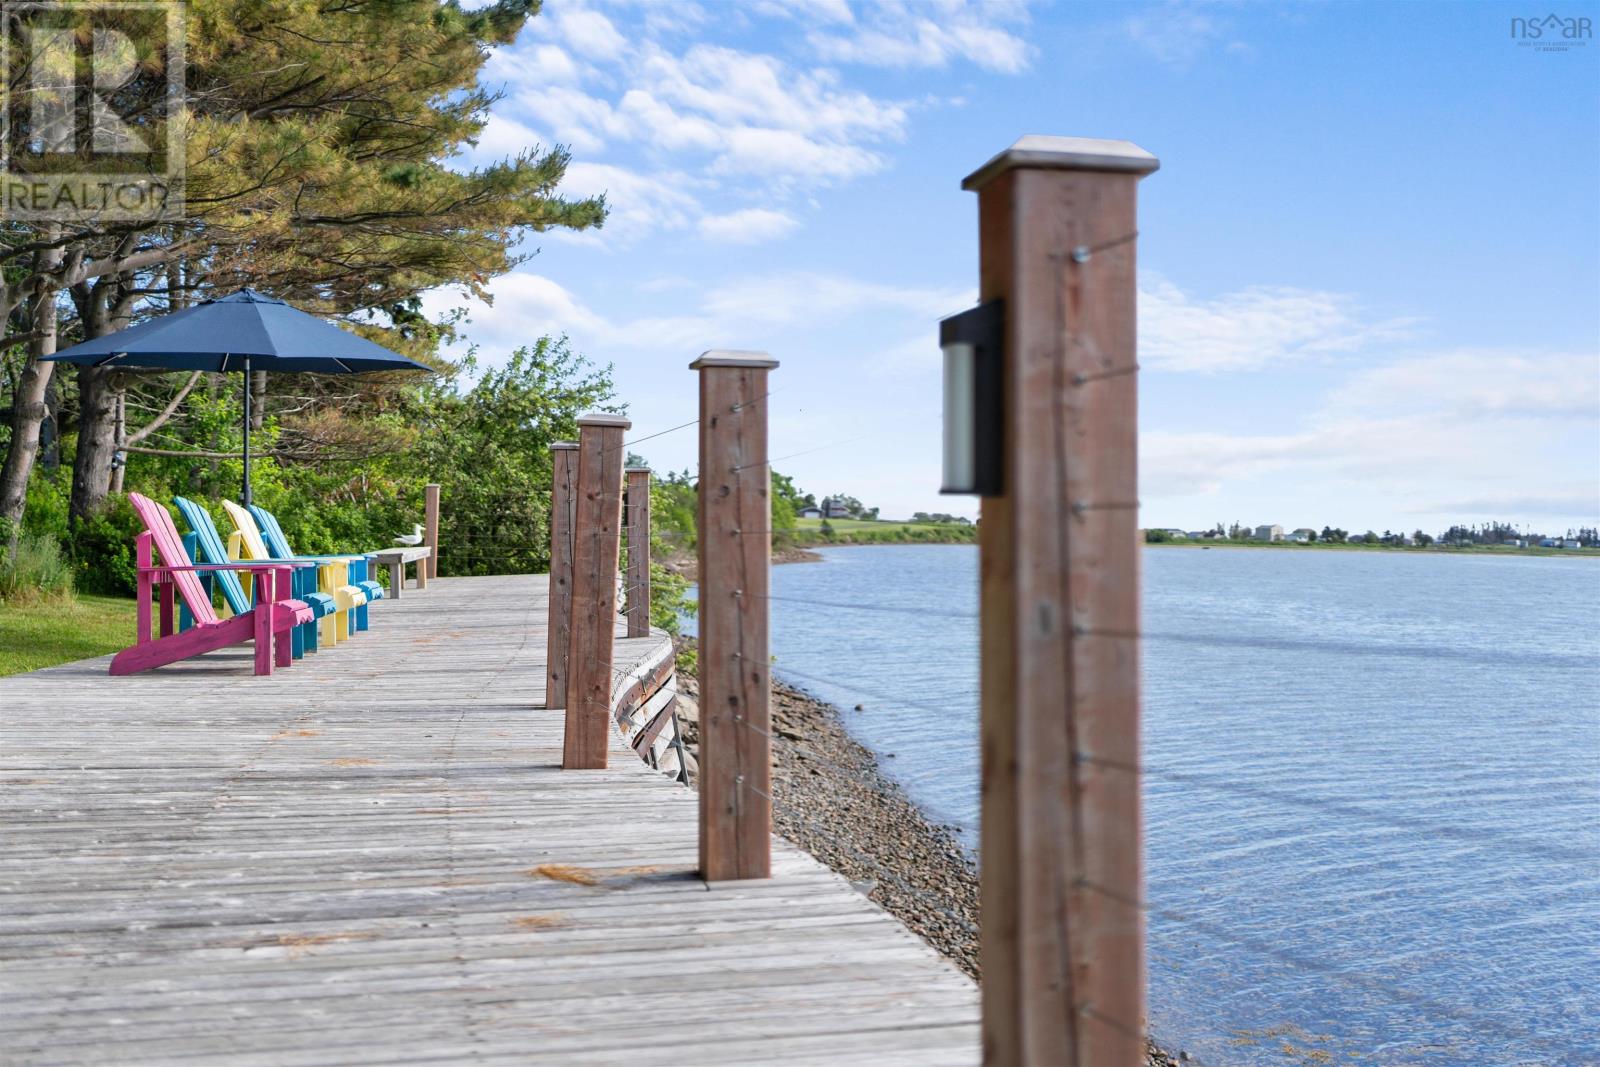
[671,635,1177,1066]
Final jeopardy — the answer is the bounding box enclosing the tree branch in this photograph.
[124,445,250,459]
[124,371,203,446]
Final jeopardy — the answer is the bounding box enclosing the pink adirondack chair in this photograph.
[112,493,317,676]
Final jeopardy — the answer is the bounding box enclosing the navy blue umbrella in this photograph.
[43,290,430,504]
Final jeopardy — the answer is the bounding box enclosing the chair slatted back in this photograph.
[127,493,219,626]
[220,499,274,561]
[173,497,252,615]
[249,505,295,559]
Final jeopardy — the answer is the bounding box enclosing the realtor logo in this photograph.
[1510,13,1593,51]
[1,1,186,221]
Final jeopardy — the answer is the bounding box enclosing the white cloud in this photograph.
[1419,488,1600,519]
[637,44,907,144]
[713,127,886,181]
[697,208,800,244]
[616,90,723,152]
[487,43,581,86]
[467,114,546,161]
[425,269,967,359]
[699,272,968,325]
[552,162,699,244]
[807,0,1033,73]
[550,8,628,61]
[1326,351,1600,421]
[479,1,1012,247]
[485,40,911,226]
[1142,349,1600,527]
[422,273,712,355]
[1123,4,1244,68]
[509,85,631,153]
[752,0,855,26]
[1139,273,1421,372]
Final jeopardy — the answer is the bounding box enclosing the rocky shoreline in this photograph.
[670,636,1176,1066]
[659,545,822,583]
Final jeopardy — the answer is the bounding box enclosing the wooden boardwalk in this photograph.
[0,575,979,1066]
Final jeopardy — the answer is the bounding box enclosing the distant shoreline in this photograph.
[791,537,1600,558]
[1147,539,1599,558]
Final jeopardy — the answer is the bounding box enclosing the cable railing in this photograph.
[495,366,1600,1065]
[705,640,1597,1064]
[656,383,1592,1060]
[520,133,1600,1065]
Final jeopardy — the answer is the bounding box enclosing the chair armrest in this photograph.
[148,561,315,573]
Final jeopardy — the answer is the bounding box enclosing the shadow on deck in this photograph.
[0,574,978,1066]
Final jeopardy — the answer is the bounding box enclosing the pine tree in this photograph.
[2,0,606,527]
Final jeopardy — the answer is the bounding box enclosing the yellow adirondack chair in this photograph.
[220,500,367,647]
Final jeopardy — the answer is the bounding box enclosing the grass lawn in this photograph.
[792,516,976,545]
[794,517,971,531]
[0,594,137,677]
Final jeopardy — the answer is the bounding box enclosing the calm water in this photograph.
[721,544,1600,1065]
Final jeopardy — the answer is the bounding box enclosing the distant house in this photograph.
[1540,538,1559,548]
[798,505,822,519]
[1253,524,1284,542]
[1186,531,1209,540]
[1286,528,1316,543]
[1562,539,1582,549]
[1162,529,1188,539]
[820,497,852,519]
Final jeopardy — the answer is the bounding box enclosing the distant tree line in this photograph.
[1438,522,1598,547]
[1146,520,1597,547]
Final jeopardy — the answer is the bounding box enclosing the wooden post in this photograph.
[625,467,652,638]
[562,415,630,769]
[423,483,440,579]
[544,442,579,711]
[693,351,778,882]
[968,136,1156,1066]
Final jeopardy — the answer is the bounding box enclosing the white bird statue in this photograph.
[394,523,424,547]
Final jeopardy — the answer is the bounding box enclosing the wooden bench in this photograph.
[366,546,432,598]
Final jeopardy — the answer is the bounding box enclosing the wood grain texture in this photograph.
[563,422,627,769]
[0,574,978,1066]
[368,548,431,601]
[696,364,773,881]
[544,444,579,710]
[975,162,1148,1065]
[625,468,652,639]
[423,483,440,580]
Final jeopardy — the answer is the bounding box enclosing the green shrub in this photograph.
[21,472,70,543]
[0,531,74,604]
[70,496,142,597]
[648,560,690,635]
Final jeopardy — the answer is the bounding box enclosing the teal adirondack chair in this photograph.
[247,504,384,633]
[173,496,337,659]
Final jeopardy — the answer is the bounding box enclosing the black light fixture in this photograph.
[939,299,1004,496]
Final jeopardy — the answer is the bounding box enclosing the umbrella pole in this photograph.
[241,356,252,507]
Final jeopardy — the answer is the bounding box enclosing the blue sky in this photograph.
[432,0,1600,533]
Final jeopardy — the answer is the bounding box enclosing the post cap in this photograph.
[690,350,779,370]
[625,466,651,475]
[576,412,632,429]
[551,441,579,450]
[963,136,1160,191]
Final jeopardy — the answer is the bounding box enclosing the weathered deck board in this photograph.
[0,575,978,1066]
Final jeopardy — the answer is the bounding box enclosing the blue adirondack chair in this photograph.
[247,504,384,633]
[173,496,338,659]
